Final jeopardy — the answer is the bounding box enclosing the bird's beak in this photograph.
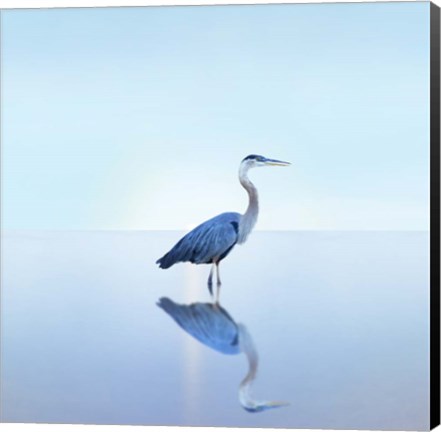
[264,158,291,167]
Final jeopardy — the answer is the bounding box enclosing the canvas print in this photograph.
[1,1,439,430]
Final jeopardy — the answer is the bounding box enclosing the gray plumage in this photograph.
[156,212,240,269]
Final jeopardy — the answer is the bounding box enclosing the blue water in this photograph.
[1,230,429,429]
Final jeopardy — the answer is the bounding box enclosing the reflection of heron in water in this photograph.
[156,155,290,304]
[157,297,289,413]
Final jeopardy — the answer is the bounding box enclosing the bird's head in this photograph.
[240,154,291,169]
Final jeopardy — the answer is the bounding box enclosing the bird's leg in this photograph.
[207,263,215,298]
[215,263,222,305]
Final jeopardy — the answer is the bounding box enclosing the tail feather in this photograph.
[156,233,195,268]
[156,252,176,269]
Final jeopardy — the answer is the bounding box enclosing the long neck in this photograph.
[238,165,259,244]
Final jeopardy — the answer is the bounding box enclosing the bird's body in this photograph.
[156,154,290,303]
[156,212,241,268]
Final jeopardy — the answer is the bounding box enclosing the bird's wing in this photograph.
[156,212,240,268]
[189,213,240,264]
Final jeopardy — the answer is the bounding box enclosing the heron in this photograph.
[156,154,291,303]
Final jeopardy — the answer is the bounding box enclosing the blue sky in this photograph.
[1,2,430,230]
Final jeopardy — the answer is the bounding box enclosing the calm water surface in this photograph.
[1,230,429,429]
